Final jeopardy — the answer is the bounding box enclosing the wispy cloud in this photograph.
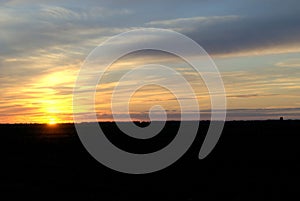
[146,15,240,27]
[276,58,300,68]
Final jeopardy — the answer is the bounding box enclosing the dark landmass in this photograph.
[0,120,299,200]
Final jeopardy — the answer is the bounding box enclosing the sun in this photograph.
[48,118,57,126]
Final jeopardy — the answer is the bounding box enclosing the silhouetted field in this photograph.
[0,121,299,200]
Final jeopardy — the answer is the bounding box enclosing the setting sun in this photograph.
[48,118,57,125]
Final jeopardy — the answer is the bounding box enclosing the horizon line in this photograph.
[1,118,299,125]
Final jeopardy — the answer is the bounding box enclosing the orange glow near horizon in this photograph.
[1,49,300,123]
[48,118,57,125]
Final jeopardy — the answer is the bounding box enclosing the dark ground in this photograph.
[0,121,299,200]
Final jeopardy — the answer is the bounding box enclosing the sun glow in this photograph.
[48,118,57,125]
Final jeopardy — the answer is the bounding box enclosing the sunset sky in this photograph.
[1,0,300,123]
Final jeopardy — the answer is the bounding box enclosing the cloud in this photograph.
[276,59,300,68]
[39,4,132,21]
[227,93,279,99]
[94,107,300,121]
[225,107,300,120]
[162,14,300,56]
[146,15,240,27]
[143,1,300,57]
[39,5,82,20]
[0,4,133,57]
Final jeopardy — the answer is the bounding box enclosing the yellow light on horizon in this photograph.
[48,118,57,125]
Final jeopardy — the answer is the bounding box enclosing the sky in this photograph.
[1,0,300,123]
